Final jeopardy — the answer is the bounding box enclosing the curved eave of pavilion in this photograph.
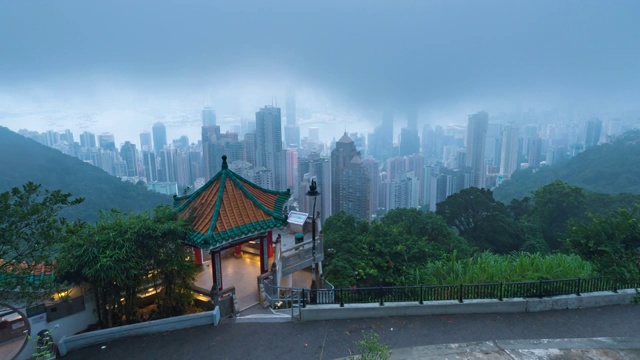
[174,155,291,252]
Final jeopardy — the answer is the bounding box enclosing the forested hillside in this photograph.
[0,126,171,222]
[494,130,640,203]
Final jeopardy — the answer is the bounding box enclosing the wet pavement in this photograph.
[62,304,640,360]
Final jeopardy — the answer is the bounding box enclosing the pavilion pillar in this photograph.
[234,245,243,258]
[194,247,203,265]
[260,235,269,274]
[267,230,274,258]
[211,250,223,291]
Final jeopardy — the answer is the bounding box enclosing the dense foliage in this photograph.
[414,252,594,285]
[436,188,526,253]
[324,179,640,287]
[323,209,472,287]
[494,130,640,203]
[0,126,171,223]
[566,207,640,282]
[0,182,83,305]
[57,206,198,328]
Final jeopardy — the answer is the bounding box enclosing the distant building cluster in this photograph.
[21,100,627,220]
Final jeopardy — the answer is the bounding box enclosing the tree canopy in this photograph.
[436,187,526,253]
[323,209,471,287]
[565,206,640,282]
[56,205,198,328]
[0,182,83,306]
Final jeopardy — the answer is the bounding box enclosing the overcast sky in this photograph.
[1,0,639,125]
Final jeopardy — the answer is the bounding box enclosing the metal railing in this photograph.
[306,277,639,307]
[280,238,325,276]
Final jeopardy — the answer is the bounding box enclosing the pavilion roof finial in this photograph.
[221,155,228,169]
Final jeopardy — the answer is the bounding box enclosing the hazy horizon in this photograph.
[1,0,639,143]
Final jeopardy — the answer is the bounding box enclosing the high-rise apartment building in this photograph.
[255,106,287,190]
[97,133,116,151]
[284,91,300,148]
[500,124,519,177]
[465,112,489,188]
[120,141,139,177]
[585,119,602,148]
[331,133,371,220]
[80,131,96,148]
[202,107,222,179]
[139,131,152,152]
[202,107,217,127]
[152,122,167,152]
[369,111,394,161]
[298,153,331,224]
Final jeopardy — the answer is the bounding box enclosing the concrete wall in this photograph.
[300,289,637,322]
[57,307,220,356]
[17,291,99,360]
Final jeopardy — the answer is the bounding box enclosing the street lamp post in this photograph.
[306,179,320,303]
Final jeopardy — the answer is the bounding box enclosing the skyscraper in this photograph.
[97,132,115,151]
[152,122,167,152]
[369,111,394,161]
[255,106,287,190]
[585,119,602,148]
[139,131,152,152]
[202,107,216,127]
[202,107,222,179]
[120,141,139,177]
[500,124,519,177]
[79,131,96,148]
[465,111,489,188]
[284,90,300,148]
[331,133,371,220]
[399,127,420,156]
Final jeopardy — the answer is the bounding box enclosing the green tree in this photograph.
[0,182,83,306]
[532,180,587,250]
[323,209,470,287]
[565,207,640,282]
[436,187,525,253]
[57,205,198,327]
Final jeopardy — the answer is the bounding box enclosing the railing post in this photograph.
[419,285,424,305]
[340,288,344,307]
[538,280,543,298]
[576,278,581,296]
[458,284,463,303]
[301,289,306,308]
[379,286,384,306]
[498,282,503,301]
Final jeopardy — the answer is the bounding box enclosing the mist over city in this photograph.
[2,1,639,142]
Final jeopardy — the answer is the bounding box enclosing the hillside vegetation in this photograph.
[494,130,640,203]
[0,126,171,222]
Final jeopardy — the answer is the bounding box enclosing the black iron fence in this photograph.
[302,277,639,307]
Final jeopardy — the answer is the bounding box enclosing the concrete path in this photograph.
[62,304,640,359]
[195,252,311,311]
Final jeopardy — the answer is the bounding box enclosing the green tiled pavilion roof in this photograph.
[174,155,290,251]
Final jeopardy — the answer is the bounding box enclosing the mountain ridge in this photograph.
[0,126,172,222]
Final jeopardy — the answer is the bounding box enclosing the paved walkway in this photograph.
[63,304,640,359]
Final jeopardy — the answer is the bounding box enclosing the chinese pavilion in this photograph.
[173,155,291,291]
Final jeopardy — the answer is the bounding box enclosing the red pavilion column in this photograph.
[194,247,203,265]
[211,250,223,291]
[267,230,274,258]
[260,235,269,274]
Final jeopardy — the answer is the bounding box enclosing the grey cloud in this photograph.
[1,0,639,115]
